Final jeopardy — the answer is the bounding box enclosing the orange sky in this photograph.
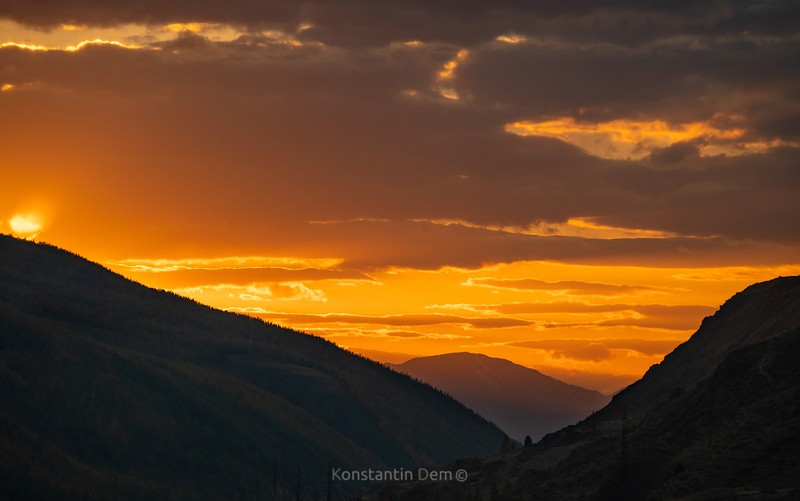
[2,7,799,394]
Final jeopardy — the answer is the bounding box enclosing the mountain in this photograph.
[0,235,505,499]
[392,353,609,442]
[532,366,637,396]
[598,275,800,425]
[365,276,800,500]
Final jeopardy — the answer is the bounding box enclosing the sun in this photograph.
[9,213,44,239]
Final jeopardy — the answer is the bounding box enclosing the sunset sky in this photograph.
[2,1,799,393]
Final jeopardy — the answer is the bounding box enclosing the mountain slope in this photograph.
[365,276,800,500]
[0,235,505,499]
[599,275,800,425]
[393,353,609,442]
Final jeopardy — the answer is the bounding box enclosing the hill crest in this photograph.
[0,235,506,498]
[393,351,609,442]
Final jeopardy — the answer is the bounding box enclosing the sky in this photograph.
[2,1,799,393]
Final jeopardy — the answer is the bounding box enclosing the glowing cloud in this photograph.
[162,22,255,43]
[108,256,344,273]
[463,277,658,295]
[0,20,247,50]
[437,49,469,80]
[495,34,528,44]
[505,117,748,159]
[436,49,469,101]
[164,22,211,33]
[65,39,139,51]
[1,42,49,51]
[1,39,139,52]
[413,216,676,239]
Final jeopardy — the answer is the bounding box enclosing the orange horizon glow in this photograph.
[7,219,796,392]
[2,16,798,396]
[89,244,800,392]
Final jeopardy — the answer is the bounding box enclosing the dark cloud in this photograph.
[323,223,800,270]
[0,0,301,31]
[1,5,798,269]
[315,328,427,339]
[471,302,715,330]
[512,338,681,361]
[3,1,798,48]
[260,312,530,329]
[113,267,374,288]
[631,304,716,318]
[479,302,715,317]
[597,317,699,330]
[466,278,655,295]
[456,34,800,140]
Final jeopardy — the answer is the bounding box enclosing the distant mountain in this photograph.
[392,353,609,442]
[0,235,505,499]
[366,277,800,500]
[533,366,637,396]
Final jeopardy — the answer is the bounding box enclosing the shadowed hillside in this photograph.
[364,276,800,500]
[393,353,608,442]
[0,235,505,499]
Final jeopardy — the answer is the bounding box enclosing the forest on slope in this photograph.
[0,235,505,499]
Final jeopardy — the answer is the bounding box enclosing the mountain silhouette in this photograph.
[0,235,505,499]
[365,276,800,500]
[393,352,609,442]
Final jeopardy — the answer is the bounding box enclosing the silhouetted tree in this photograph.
[500,434,511,453]
[524,435,533,448]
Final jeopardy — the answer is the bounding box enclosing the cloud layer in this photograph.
[2,10,798,269]
[2,1,798,381]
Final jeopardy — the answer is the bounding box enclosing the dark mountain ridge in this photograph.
[598,275,800,426]
[0,235,505,499]
[393,352,609,442]
[365,276,800,500]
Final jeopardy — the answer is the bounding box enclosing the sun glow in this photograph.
[8,214,43,239]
